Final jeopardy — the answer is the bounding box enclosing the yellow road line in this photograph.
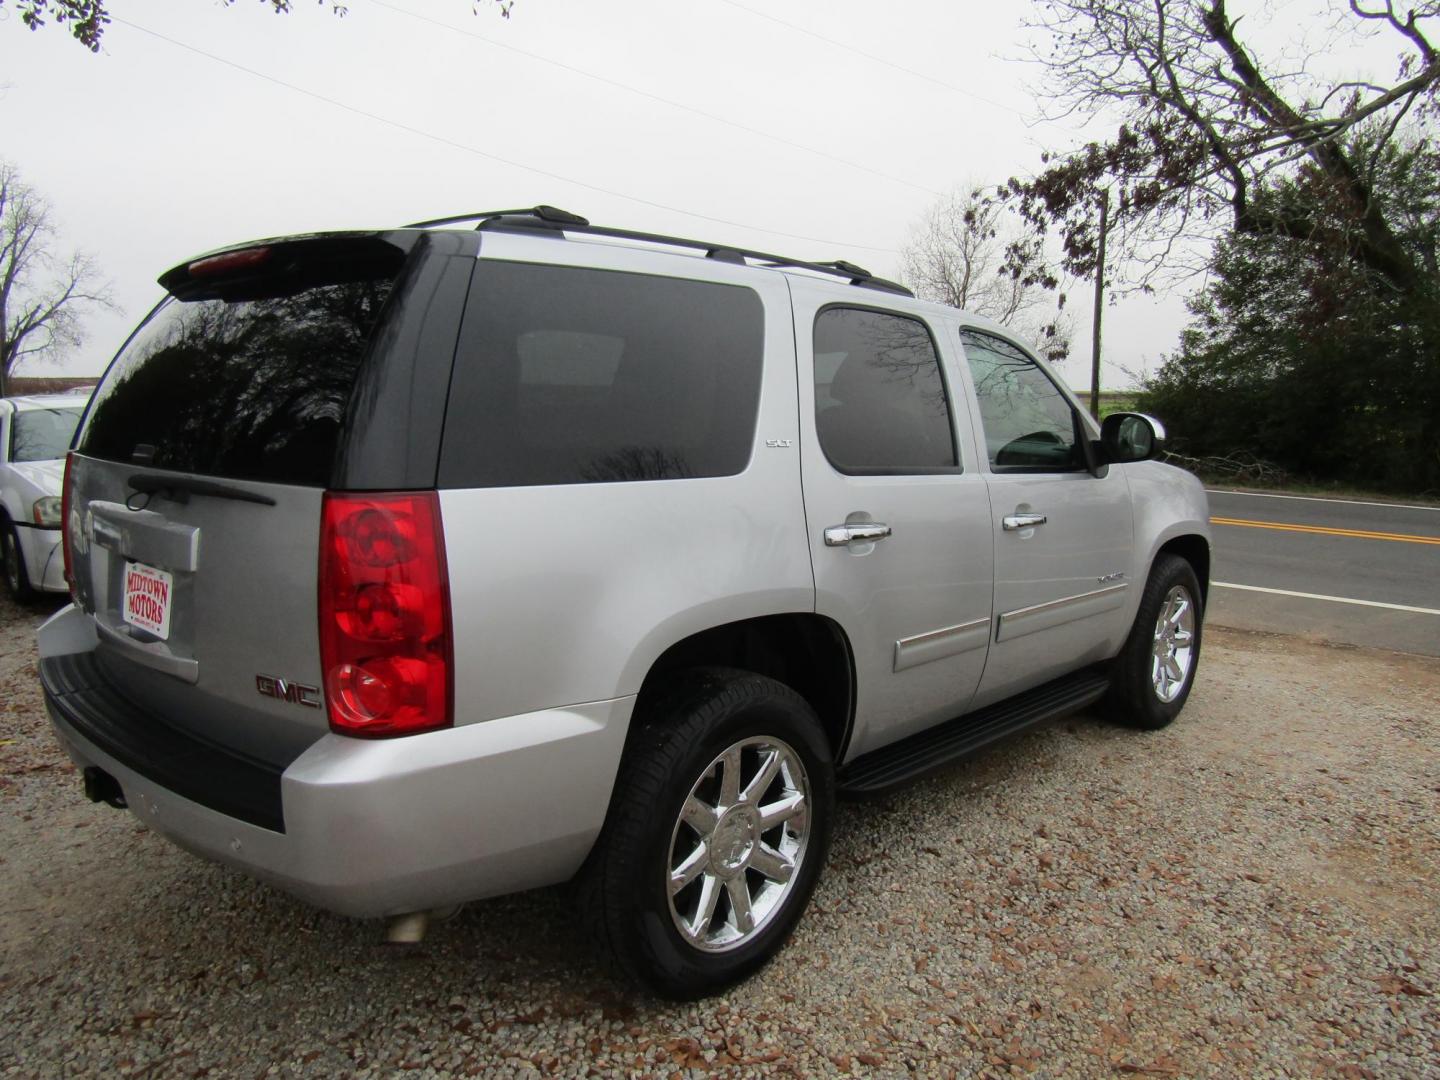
[1210,516,1440,546]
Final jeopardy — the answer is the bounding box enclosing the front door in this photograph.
[794,285,994,760]
[957,328,1135,709]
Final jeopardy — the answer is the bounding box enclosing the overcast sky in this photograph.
[0,0,1403,391]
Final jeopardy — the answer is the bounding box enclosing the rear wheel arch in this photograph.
[634,614,856,761]
[578,669,836,997]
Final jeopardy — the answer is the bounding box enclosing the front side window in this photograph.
[11,407,84,462]
[813,308,957,474]
[962,329,1084,471]
[439,262,765,487]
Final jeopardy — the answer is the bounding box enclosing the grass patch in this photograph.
[1096,392,1139,420]
[1073,390,1140,419]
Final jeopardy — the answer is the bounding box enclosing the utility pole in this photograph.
[1089,188,1110,419]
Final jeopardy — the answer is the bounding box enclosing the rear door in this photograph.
[957,328,1134,709]
[65,232,468,764]
[794,282,994,760]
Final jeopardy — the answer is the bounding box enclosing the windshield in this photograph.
[10,407,84,463]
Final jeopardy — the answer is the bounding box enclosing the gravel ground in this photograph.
[1,591,1437,1079]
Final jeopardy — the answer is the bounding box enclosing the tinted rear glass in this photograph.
[78,242,404,486]
[439,262,764,487]
[11,407,84,462]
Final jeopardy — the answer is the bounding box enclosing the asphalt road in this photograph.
[1204,489,1440,656]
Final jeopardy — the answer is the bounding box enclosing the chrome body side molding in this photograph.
[996,583,1129,643]
[893,616,990,673]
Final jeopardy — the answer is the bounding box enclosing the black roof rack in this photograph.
[404,205,589,230]
[402,206,913,297]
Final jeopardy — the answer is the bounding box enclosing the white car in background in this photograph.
[1,393,90,601]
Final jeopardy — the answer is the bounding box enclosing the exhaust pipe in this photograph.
[383,904,463,946]
[384,911,429,945]
[82,767,127,809]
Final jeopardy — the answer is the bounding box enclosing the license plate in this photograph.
[123,561,173,640]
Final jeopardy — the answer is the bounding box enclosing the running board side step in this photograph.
[838,668,1111,797]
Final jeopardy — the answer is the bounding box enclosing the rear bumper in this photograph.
[38,605,632,919]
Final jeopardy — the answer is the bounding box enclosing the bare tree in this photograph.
[0,162,113,396]
[8,0,512,51]
[900,186,1072,359]
[1008,0,1440,295]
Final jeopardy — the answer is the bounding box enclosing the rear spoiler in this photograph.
[158,232,419,302]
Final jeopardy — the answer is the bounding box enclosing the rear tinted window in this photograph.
[439,262,764,487]
[78,245,403,486]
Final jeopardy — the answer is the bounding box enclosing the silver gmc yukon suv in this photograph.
[39,206,1210,998]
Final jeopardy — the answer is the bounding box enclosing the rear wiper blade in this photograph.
[127,474,277,507]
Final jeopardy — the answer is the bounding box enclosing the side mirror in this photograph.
[1100,412,1166,463]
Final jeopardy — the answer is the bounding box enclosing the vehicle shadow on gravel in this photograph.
[6,627,1438,1077]
[23,712,1120,976]
[1,592,69,624]
[7,712,1111,984]
[2,668,1177,1074]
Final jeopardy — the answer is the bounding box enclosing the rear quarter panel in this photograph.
[439,236,813,724]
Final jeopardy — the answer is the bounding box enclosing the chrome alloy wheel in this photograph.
[1151,584,1196,703]
[667,736,811,952]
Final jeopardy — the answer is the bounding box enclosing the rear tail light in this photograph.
[187,246,271,278]
[318,492,453,738]
[60,452,77,600]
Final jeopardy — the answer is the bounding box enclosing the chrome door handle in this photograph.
[824,521,892,546]
[1002,513,1047,531]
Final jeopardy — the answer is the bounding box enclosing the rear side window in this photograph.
[813,307,957,474]
[439,262,764,487]
[78,240,405,486]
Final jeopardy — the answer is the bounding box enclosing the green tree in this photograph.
[1009,2,1440,490]
[1007,1,1439,294]
[1139,136,1440,491]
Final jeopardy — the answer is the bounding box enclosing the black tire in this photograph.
[1,518,37,603]
[1106,554,1203,730]
[578,668,835,999]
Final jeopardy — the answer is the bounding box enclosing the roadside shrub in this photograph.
[1138,140,1440,495]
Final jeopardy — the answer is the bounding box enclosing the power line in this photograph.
[364,0,942,198]
[711,0,1028,119]
[110,17,903,256]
